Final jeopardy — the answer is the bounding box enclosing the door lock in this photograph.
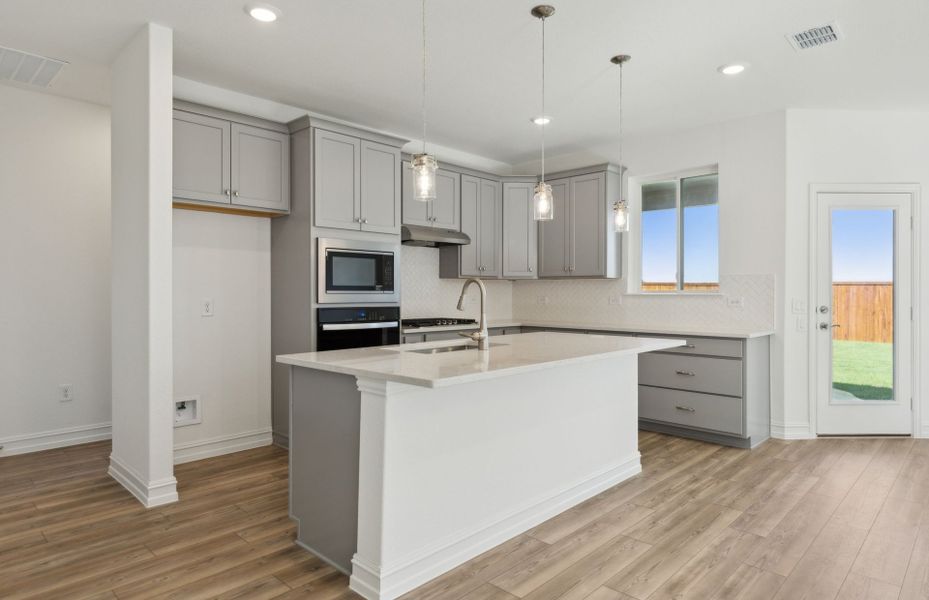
[818,305,829,314]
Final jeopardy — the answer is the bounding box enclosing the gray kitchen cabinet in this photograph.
[502,181,538,279]
[538,165,621,279]
[231,123,290,212]
[637,334,770,448]
[173,110,231,205]
[314,130,401,234]
[172,104,290,215]
[360,140,401,234]
[401,162,461,230]
[441,175,501,278]
[314,129,361,230]
[538,178,570,277]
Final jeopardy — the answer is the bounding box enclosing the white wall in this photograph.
[0,85,112,455]
[401,247,513,321]
[172,209,272,462]
[784,109,929,438]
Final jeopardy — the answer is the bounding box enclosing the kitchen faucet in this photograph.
[456,278,489,350]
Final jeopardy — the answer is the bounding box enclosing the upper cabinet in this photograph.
[441,175,501,278]
[538,166,621,278]
[502,181,538,279]
[401,162,461,231]
[313,128,401,234]
[173,104,290,215]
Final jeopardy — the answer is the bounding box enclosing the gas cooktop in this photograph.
[401,318,478,328]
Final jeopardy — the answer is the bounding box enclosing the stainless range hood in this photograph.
[401,224,471,247]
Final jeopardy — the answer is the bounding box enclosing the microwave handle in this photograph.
[321,321,400,331]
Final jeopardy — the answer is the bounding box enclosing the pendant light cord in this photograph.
[421,0,427,155]
[618,60,623,203]
[540,15,546,182]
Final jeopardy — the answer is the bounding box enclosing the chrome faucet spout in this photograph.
[456,278,489,350]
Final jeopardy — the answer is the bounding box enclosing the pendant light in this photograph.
[411,0,437,201]
[531,5,555,221]
[611,54,631,232]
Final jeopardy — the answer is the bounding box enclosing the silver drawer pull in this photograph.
[683,344,696,349]
[675,370,696,376]
[675,405,696,413]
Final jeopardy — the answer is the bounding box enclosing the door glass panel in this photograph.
[641,181,677,290]
[831,209,894,401]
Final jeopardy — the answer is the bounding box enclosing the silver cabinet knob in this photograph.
[224,189,231,196]
[528,266,533,272]
[233,190,239,197]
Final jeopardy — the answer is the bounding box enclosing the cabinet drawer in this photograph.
[640,335,742,358]
[639,353,742,397]
[639,385,743,436]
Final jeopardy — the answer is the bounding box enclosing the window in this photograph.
[639,170,719,293]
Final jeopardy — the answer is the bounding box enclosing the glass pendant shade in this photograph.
[613,200,629,232]
[411,153,438,201]
[533,182,554,221]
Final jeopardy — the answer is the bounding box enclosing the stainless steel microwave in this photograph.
[317,238,400,304]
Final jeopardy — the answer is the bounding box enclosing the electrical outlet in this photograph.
[59,384,73,403]
[537,296,550,306]
[608,295,622,306]
[201,298,214,317]
[727,296,744,308]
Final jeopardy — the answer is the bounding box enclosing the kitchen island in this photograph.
[277,331,683,600]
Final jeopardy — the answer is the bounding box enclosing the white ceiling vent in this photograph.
[0,46,67,87]
[786,22,843,51]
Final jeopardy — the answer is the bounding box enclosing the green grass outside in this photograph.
[832,340,893,400]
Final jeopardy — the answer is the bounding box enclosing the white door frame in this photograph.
[807,183,921,436]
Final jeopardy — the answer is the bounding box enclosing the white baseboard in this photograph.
[272,430,289,449]
[920,423,929,438]
[108,454,178,508]
[771,421,815,440]
[349,454,642,600]
[0,422,111,457]
[173,428,273,464]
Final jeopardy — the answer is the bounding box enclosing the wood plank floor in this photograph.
[1,432,928,599]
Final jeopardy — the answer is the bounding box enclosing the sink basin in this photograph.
[408,343,503,354]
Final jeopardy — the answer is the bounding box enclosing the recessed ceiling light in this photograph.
[717,63,747,76]
[245,3,281,22]
[531,116,551,125]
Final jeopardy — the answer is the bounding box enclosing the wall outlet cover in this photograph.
[201,298,214,317]
[608,295,622,306]
[727,296,745,308]
[58,384,73,402]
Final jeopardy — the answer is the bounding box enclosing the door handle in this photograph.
[818,323,841,330]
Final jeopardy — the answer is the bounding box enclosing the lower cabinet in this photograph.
[637,335,770,448]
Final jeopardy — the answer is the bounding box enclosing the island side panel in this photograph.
[350,355,640,600]
[290,366,361,572]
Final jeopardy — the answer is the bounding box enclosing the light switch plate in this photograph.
[792,299,807,314]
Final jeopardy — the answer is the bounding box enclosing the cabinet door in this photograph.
[401,160,432,227]
[314,129,361,230]
[230,123,290,212]
[359,140,401,234]
[431,169,461,230]
[569,173,606,276]
[479,179,502,277]
[538,178,570,277]
[502,182,538,278]
[459,175,481,277]
[173,111,231,204]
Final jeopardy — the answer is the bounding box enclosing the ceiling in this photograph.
[2,0,928,166]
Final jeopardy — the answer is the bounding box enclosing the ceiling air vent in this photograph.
[786,22,843,51]
[0,46,67,87]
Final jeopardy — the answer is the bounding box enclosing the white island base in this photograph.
[279,332,682,600]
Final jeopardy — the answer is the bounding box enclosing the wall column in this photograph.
[108,22,177,507]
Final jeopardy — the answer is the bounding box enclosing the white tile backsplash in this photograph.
[400,246,513,320]
[512,274,776,331]
[401,248,774,331]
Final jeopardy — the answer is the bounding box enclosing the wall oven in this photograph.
[317,238,400,304]
[317,306,400,351]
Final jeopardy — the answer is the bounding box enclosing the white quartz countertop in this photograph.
[277,331,684,388]
[401,319,774,339]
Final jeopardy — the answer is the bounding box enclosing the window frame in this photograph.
[626,165,720,295]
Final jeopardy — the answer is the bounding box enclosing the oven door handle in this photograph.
[321,321,400,331]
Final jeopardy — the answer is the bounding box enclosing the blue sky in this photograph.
[832,209,894,282]
[642,205,719,284]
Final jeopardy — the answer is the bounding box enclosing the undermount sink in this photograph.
[408,343,503,354]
